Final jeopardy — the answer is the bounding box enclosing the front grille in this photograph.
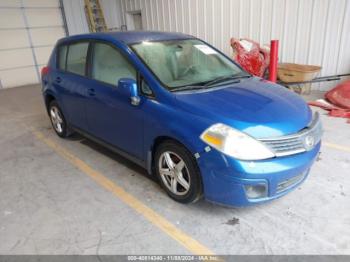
[262,137,305,156]
[276,172,306,193]
[259,112,322,157]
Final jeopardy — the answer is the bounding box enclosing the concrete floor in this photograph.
[0,84,349,255]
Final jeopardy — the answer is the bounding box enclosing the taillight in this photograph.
[41,66,50,77]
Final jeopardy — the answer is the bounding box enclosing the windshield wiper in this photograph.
[171,85,208,92]
[170,73,252,92]
[203,74,252,87]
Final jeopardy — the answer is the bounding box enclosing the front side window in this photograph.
[66,42,89,76]
[92,42,136,86]
[130,39,246,90]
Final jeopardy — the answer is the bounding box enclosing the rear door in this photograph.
[54,41,90,130]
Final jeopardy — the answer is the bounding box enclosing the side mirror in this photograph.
[118,78,140,106]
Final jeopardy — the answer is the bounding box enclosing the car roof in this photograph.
[58,31,196,45]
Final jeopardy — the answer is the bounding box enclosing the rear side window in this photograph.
[57,45,67,70]
[66,42,89,76]
[91,42,136,86]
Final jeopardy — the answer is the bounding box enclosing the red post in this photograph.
[268,40,279,82]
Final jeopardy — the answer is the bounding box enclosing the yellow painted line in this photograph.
[323,142,350,153]
[32,130,214,256]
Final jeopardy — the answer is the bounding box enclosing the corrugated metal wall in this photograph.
[119,0,350,91]
[101,0,123,31]
[62,0,89,35]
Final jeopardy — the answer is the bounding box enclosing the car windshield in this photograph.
[130,39,247,91]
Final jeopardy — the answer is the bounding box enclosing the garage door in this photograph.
[0,0,67,89]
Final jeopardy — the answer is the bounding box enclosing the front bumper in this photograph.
[197,142,321,207]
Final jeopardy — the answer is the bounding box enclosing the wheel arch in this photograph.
[150,135,204,202]
[44,93,56,113]
[147,135,200,175]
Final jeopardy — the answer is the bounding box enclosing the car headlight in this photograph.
[200,123,275,160]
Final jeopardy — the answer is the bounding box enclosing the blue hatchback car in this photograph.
[41,31,322,207]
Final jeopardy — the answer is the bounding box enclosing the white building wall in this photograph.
[119,0,350,91]
[0,0,66,89]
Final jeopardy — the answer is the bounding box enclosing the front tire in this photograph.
[155,141,203,204]
[48,101,72,138]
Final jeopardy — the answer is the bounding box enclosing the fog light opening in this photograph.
[244,184,267,199]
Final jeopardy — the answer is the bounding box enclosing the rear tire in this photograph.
[48,100,72,138]
[154,141,203,204]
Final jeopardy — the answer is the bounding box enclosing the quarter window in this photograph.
[92,42,136,86]
[66,42,89,76]
[141,78,153,96]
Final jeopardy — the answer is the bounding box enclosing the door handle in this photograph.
[88,88,96,96]
[55,77,62,83]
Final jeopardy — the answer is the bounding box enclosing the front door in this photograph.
[84,42,143,159]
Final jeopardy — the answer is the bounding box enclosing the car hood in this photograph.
[174,77,312,138]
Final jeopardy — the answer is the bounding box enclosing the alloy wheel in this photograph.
[158,151,191,196]
[50,106,63,133]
